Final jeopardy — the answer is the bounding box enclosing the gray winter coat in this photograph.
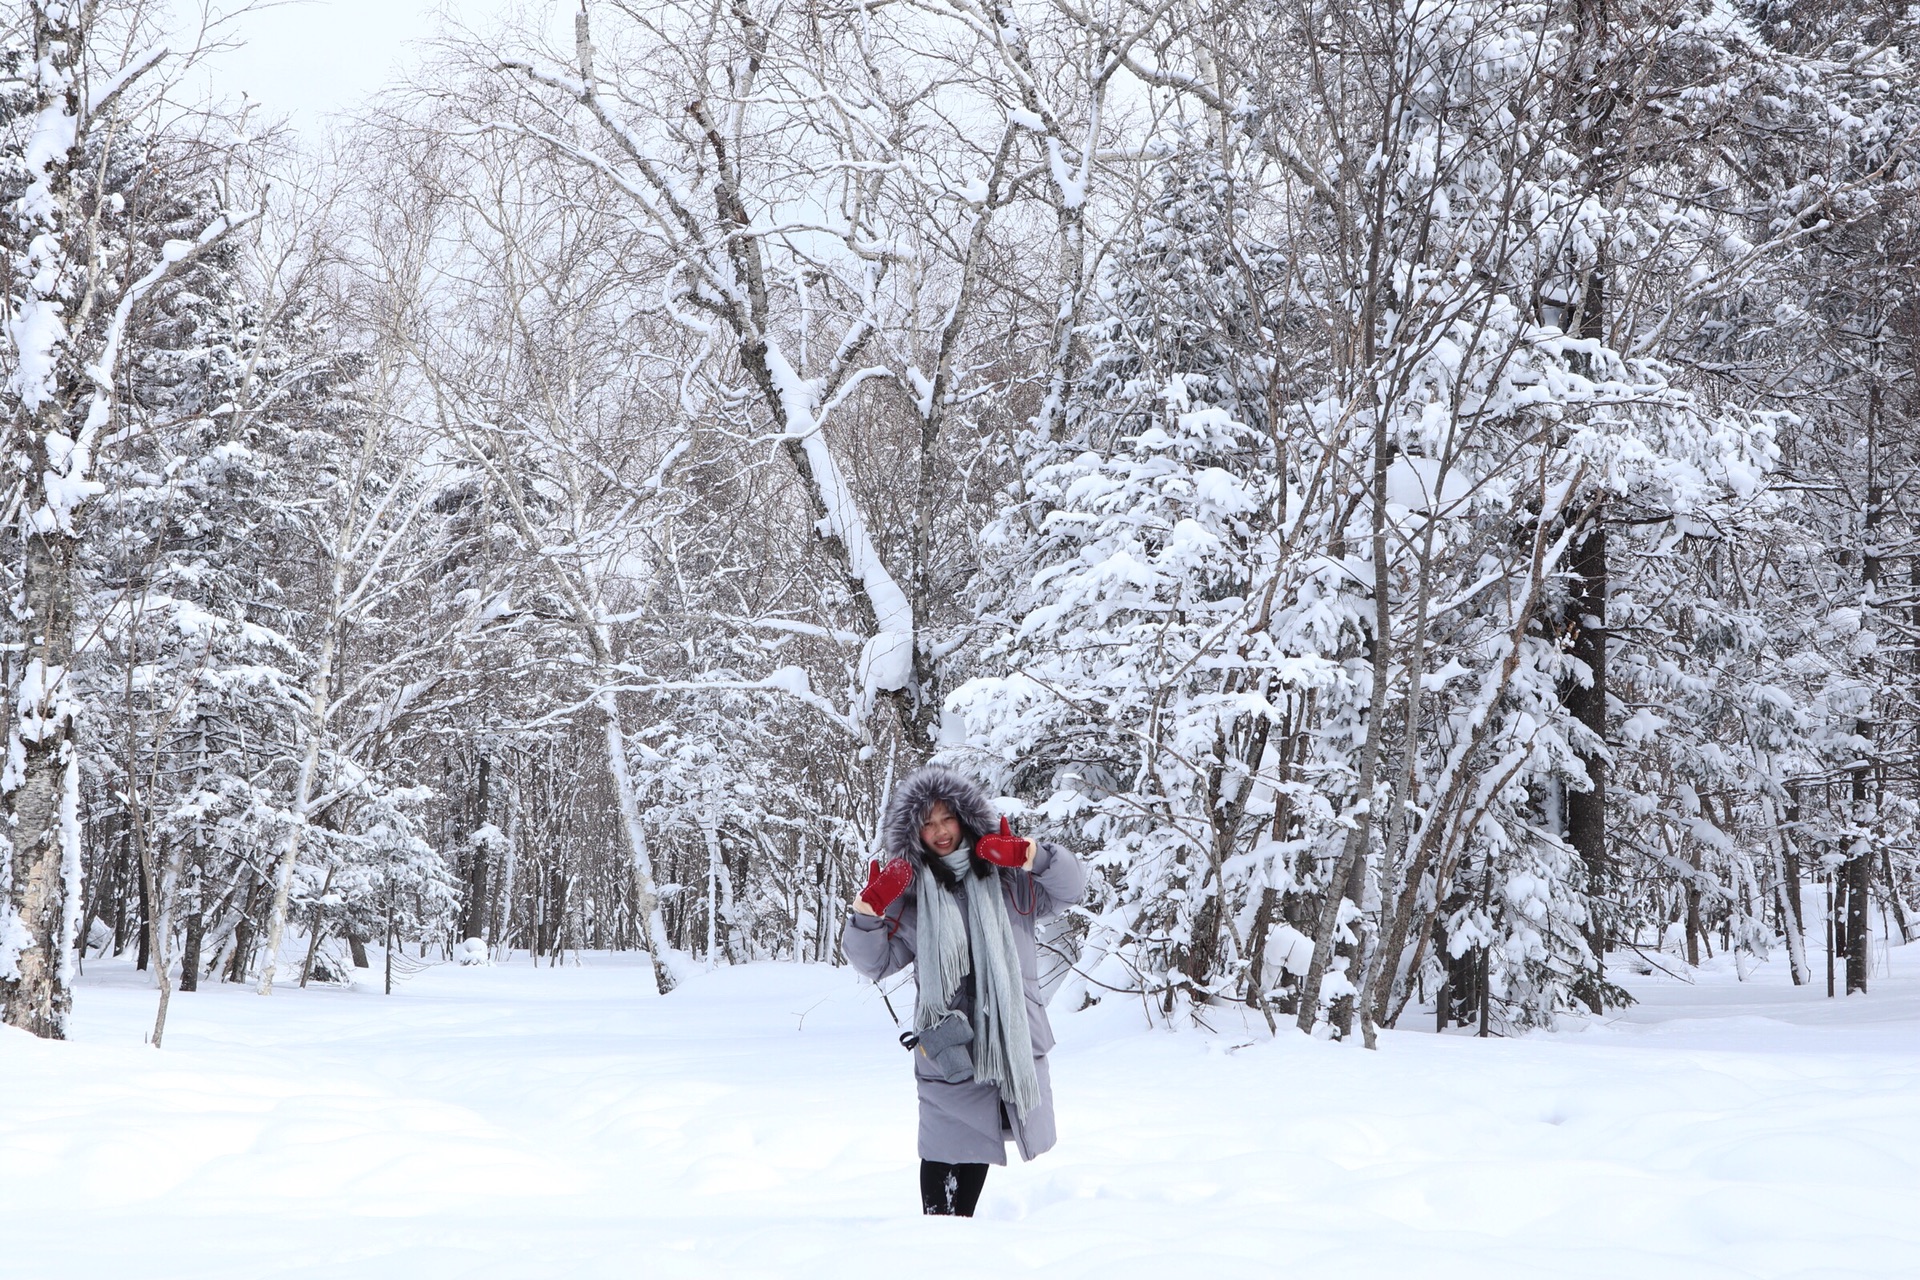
[842,766,1087,1165]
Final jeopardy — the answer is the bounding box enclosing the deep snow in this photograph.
[3,943,1918,1278]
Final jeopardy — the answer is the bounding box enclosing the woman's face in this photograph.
[920,800,962,857]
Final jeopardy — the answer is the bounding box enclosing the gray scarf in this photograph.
[913,851,1041,1119]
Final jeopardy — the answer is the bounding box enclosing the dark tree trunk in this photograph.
[1475,947,1491,1038]
[1243,886,1279,1010]
[1183,878,1221,994]
[816,849,833,963]
[1328,844,1371,1036]
[1783,796,1806,947]
[1847,402,1882,994]
[180,903,204,992]
[1560,262,1611,1007]
[1835,869,1852,963]
[111,825,130,956]
[542,864,567,957]
[461,755,493,943]
[1846,844,1872,994]
[1565,519,1609,967]
[76,812,109,966]
[1825,875,1837,998]
[227,905,255,984]
[1684,880,1702,967]
[1881,851,1915,944]
[95,810,127,956]
[1558,0,1616,1008]
[1436,912,1483,1030]
[135,855,152,973]
[177,841,206,992]
[1846,725,1871,994]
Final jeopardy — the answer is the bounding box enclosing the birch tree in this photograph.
[1,1,252,1036]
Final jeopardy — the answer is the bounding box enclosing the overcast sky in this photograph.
[166,0,570,129]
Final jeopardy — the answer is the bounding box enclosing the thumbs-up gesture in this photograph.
[856,856,913,914]
[976,816,1034,868]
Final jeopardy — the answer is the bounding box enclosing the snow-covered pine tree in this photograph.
[953,149,1349,1021]
[79,176,307,1031]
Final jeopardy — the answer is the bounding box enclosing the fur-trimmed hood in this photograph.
[884,765,1000,884]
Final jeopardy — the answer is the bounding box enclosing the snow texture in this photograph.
[3,946,1917,1276]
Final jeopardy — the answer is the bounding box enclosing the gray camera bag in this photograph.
[914,1011,975,1083]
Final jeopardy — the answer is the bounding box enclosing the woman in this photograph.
[842,765,1087,1217]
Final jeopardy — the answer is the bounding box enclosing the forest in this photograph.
[3,0,1916,1048]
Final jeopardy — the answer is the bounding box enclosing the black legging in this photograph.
[920,1160,988,1216]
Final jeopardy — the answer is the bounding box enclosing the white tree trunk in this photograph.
[1768,795,1812,986]
[494,780,520,962]
[600,693,677,994]
[256,634,334,995]
[702,776,721,970]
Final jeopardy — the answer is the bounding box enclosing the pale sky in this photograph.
[166,0,571,129]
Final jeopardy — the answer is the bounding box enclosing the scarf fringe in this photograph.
[912,864,1041,1119]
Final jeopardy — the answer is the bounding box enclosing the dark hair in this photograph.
[884,766,998,884]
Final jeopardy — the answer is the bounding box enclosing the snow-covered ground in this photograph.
[5,944,1918,1278]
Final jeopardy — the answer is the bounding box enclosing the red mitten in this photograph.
[976,816,1030,868]
[859,857,913,913]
